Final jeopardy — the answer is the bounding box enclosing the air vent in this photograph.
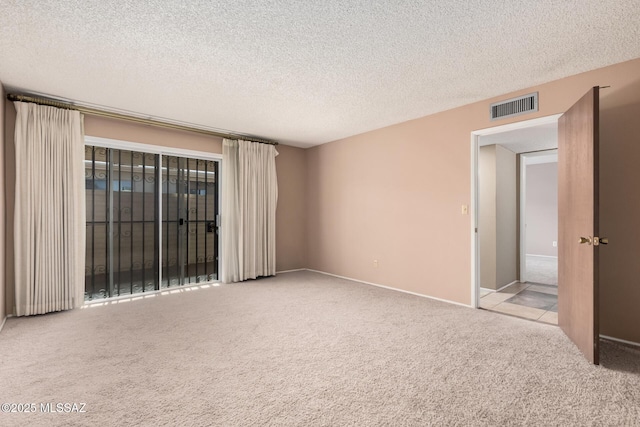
[490,92,538,120]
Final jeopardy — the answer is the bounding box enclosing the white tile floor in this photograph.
[480,282,558,325]
[480,254,558,324]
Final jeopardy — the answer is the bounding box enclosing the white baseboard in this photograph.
[481,281,520,294]
[496,280,520,292]
[276,268,306,274]
[306,269,472,308]
[0,315,8,334]
[480,281,520,294]
[600,334,640,349]
[526,254,558,259]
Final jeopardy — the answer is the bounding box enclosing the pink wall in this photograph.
[598,66,640,343]
[306,58,640,343]
[526,162,558,257]
[478,145,497,289]
[0,83,5,325]
[3,58,640,344]
[495,145,517,288]
[275,144,307,271]
[306,105,472,303]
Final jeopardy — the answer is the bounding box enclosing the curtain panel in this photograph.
[13,102,86,316]
[221,139,278,283]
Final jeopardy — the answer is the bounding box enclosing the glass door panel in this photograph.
[84,146,160,300]
[85,146,109,300]
[186,158,219,284]
[162,155,219,288]
[162,155,185,288]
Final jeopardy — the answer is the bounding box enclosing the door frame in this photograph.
[84,135,222,300]
[470,114,562,308]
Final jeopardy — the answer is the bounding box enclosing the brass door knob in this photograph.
[594,237,609,246]
[579,236,593,245]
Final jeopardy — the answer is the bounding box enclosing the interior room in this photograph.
[477,124,559,324]
[1,2,640,426]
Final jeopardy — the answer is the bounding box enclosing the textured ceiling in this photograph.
[1,1,639,148]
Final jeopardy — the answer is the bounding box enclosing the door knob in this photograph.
[594,237,608,246]
[579,236,592,245]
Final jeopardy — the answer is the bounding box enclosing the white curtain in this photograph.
[13,102,86,316]
[221,139,278,283]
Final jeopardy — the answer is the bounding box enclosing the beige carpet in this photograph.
[0,271,639,426]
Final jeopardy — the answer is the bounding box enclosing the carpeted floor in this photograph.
[1,271,639,426]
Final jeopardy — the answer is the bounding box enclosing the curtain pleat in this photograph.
[221,139,278,283]
[14,102,86,316]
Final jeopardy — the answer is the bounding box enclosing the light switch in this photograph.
[461,205,468,215]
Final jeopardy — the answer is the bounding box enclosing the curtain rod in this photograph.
[6,93,279,146]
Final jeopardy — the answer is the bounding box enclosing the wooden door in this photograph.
[557,86,600,364]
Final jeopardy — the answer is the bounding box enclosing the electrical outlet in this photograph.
[373,260,378,268]
[553,241,557,247]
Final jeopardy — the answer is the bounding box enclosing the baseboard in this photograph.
[0,315,8,334]
[600,334,640,349]
[480,281,520,294]
[276,268,306,274]
[526,254,558,259]
[306,269,471,308]
[497,280,520,292]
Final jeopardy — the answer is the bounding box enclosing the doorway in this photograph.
[83,137,221,301]
[471,114,561,323]
[473,88,603,364]
[520,150,558,287]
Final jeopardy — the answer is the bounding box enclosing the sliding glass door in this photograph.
[162,156,219,288]
[84,145,219,301]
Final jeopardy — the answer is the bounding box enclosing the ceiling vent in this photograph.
[490,92,538,121]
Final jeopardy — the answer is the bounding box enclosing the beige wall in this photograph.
[306,58,640,343]
[479,145,517,290]
[3,99,13,317]
[479,145,497,289]
[306,107,473,302]
[515,156,520,280]
[495,145,517,288]
[526,162,558,257]
[3,57,640,344]
[599,69,640,344]
[275,144,307,271]
[0,83,5,324]
[4,109,307,315]
[84,115,223,153]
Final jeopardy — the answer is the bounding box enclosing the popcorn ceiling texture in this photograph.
[0,1,639,147]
